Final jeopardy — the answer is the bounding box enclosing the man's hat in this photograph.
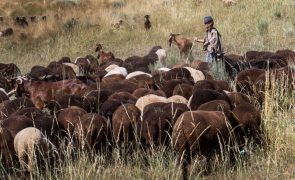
[204,16,213,24]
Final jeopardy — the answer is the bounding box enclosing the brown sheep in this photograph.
[152,68,192,87]
[193,79,231,92]
[11,107,44,120]
[101,74,125,84]
[252,68,291,106]
[58,57,71,63]
[249,58,288,70]
[57,106,87,136]
[123,56,145,73]
[172,111,236,180]
[0,63,21,79]
[138,102,189,147]
[76,55,99,73]
[232,103,265,146]
[0,128,16,167]
[100,58,124,70]
[0,89,9,103]
[172,63,189,69]
[127,74,154,89]
[0,98,34,119]
[98,51,115,66]
[190,60,210,72]
[99,79,138,95]
[15,78,87,109]
[236,69,265,94]
[0,76,15,93]
[197,100,231,112]
[112,104,141,146]
[29,65,53,80]
[276,49,295,63]
[158,79,193,97]
[2,115,34,138]
[74,113,110,151]
[223,54,248,80]
[227,92,251,108]
[132,88,166,99]
[172,83,193,100]
[2,113,57,141]
[100,92,137,118]
[47,61,76,79]
[189,89,232,110]
[83,89,112,109]
[46,94,99,114]
[243,50,269,61]
[123,46,162,73]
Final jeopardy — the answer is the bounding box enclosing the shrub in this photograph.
[283,26,295,37]
[63,18,79,31]
[257,19,269,35]
[272,7,282,19]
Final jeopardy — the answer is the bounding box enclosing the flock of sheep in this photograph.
[0,39,294,179]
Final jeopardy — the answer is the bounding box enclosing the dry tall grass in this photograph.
[0,0,295,179]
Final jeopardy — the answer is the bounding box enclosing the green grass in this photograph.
[0,0,295,179]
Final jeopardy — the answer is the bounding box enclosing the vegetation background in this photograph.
[0,0,294,179]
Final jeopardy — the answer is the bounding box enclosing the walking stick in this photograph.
[185,41,196,64]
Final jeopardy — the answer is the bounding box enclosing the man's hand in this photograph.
[193,37,198,43]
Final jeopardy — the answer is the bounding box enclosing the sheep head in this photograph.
[168,33,180,47]
[95,43,103,52]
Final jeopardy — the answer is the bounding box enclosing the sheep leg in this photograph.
[182,141,191,180]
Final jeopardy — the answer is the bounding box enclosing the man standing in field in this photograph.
[194,16,224,64]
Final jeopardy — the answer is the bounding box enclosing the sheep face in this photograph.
[168,34,175,47]
[95,43,103,52]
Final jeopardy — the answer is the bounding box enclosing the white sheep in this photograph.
[136,94,170,112]
[158,67,171,72]
[104,67,128,77]
[14,127,57,172]
[168,95,188,105]
[155,49,167,66]
[184,67,205,83]
[104,64,119,72]
[126,71,152,79]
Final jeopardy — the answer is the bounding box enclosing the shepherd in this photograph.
[194,16,224,64]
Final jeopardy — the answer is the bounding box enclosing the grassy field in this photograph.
[0,0,295,179]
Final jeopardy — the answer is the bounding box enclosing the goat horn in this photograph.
[16,78,23,84]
